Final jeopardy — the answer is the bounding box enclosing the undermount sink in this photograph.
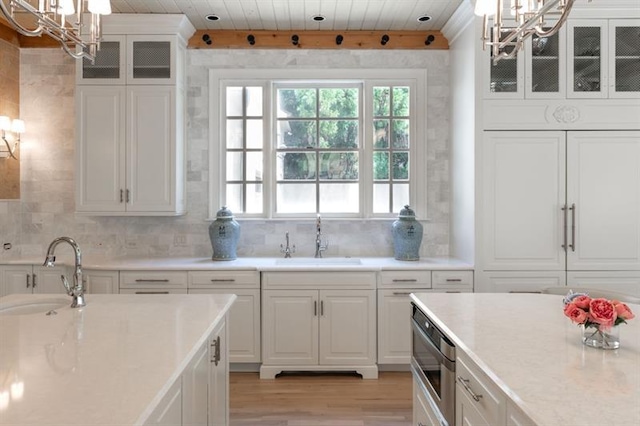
[275,257,362,266]
[0,297,70,316]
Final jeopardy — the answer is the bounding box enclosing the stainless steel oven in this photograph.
[411,302,456,426]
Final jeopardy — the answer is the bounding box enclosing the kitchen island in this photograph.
[411,292,640,426]
[0,293,236,425]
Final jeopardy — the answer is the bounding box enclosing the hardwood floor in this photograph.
[229,371,413,426]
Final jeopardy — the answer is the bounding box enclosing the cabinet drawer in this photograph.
[262,272,376,290]
[188,271,259,289]
[378,270,431,289]
[120,271,188,289]
[432,271,473,291]
[456,354,505,426]
[120,288,187,294]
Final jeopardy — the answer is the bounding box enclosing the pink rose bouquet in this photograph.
[563,291,635,331]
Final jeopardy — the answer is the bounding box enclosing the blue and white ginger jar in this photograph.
[209,206,240,261]
[392,205,423,261]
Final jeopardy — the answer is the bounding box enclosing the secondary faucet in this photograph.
[315,214,328,258]
[280,231,295,258]
[43,237,86,308]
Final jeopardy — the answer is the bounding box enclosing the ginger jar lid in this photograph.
[398,205,416,219]
[215,206,234,219]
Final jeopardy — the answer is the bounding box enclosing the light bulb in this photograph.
[475,0,497,17]
[88,0,112,15]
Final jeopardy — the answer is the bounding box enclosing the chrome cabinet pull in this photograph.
[135,291,169,294]
[211,279,235,282]
[32,273,36,288]
[561,204,568,251]
[314,301,317,316]
[392,278,417,282]
[126,189,130,203]
[134,279,170,282]
[569,203,576,252]
[320,300,324,316]
[445,278,462,282]
[211,335,221,366]
[26,274,30,288]
[457,376,483,402]
[120,189,124,203]
[392,291,412,295]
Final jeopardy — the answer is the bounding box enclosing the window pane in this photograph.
[392,87,410,116]
[392,184,410,213]
[226,152,243,180]
[319,88,359,118]
[392,119,410,149]
[246,152,263,181]
[277,184,316,213]
[226,184,242,212]
[320,152,359,180]
[277,152,317,180]
[320,184,359,213]
[373,184,390,213]
[246,183,263,214]
[373,87,390,116]
[277,89,317,118]
[226,119,243,149]
[246,119,263,149]
[373,120,389,148]
[392,152,409,180]
[319,120,358,148]
[277,120,317,148]
[373,152,389,180]
[226,87,243,116]
[246,87,263,116]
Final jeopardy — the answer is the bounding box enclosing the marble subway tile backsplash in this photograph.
[0,48,450,260]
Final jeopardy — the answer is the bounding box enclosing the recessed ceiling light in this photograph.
[312,15,326,22]
[206,14,220,21]
[417,15,432,22]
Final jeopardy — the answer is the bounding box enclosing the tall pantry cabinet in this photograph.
[75,15,195,215]
[473,5,640,295]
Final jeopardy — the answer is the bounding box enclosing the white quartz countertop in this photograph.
[0,293,236,426]
[0,256,473,271]
[410,293,640,426]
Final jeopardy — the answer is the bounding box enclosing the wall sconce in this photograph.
[0,116,24,160]
[380,34,390,46]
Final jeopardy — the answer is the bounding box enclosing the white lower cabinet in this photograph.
[478,271,566,293]
[455,353,506,426]
[261,271,377,379]
[145,316,229,426]
[0,265,68,296]
[119,270,188,294]
[378,290,414,364]
[84,269,119,294]
[506,402,536,426]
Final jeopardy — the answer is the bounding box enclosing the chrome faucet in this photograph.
[314,214,328,258]
[44,237,86,308]
[280,231,295,258]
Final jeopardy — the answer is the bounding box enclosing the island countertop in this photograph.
[410,292,640,426]
[0,293,236,425]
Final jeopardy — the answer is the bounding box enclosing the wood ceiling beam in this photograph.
[188,30,448,50]
[0,17,59,48]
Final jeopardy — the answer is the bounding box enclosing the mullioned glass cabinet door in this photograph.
[608,19,640,98]
[567,20,607,99]
[76,35,126,85]
[525,26,566,99]
[484,27,525,99]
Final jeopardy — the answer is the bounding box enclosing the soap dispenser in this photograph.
[209,206,240,260]
[392,205,423,261]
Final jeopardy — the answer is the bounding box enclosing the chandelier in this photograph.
[0,0,112,62]
[475,0,578,63]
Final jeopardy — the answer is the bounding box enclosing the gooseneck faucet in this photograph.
[44,237,86,308]
[315,214,328,258]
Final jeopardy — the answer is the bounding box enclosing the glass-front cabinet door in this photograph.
[567,20,607,99]
[484,29,525,99]
[76,35,126,85]
[525,27,566,99]
[608,19,640,98]
[126,35,176,85]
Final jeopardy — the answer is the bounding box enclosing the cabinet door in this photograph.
[76,86,127,213]
[209,318,228,426]
[481,131,566,271]
[0,265,32,296]
[182,341,209,426]
[262,290,318,365]
[484,30,525,99]
[84,270,119,294]
[608,20,640,98]
[76,35,126,85]
[567,20,608,99]
[456,385,492,426]
[190,289,261,363]
[567,271,640,297]
[32,266,68,294]
[377,289,413,364]
[476,271,566,293]
[127,86,176,213]
[567,131,640,270]
[319,290,376,366]
[525,26,566,99]
[127,35,176,85]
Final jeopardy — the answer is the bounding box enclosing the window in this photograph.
[210,69,427,219]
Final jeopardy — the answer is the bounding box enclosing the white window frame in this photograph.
[209,68,428,220]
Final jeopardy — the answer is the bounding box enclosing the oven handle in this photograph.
[411,317,455,372]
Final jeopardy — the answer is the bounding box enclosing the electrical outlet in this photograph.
[3,243,11,250]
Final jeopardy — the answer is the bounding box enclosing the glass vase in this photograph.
[581,324,620,350]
